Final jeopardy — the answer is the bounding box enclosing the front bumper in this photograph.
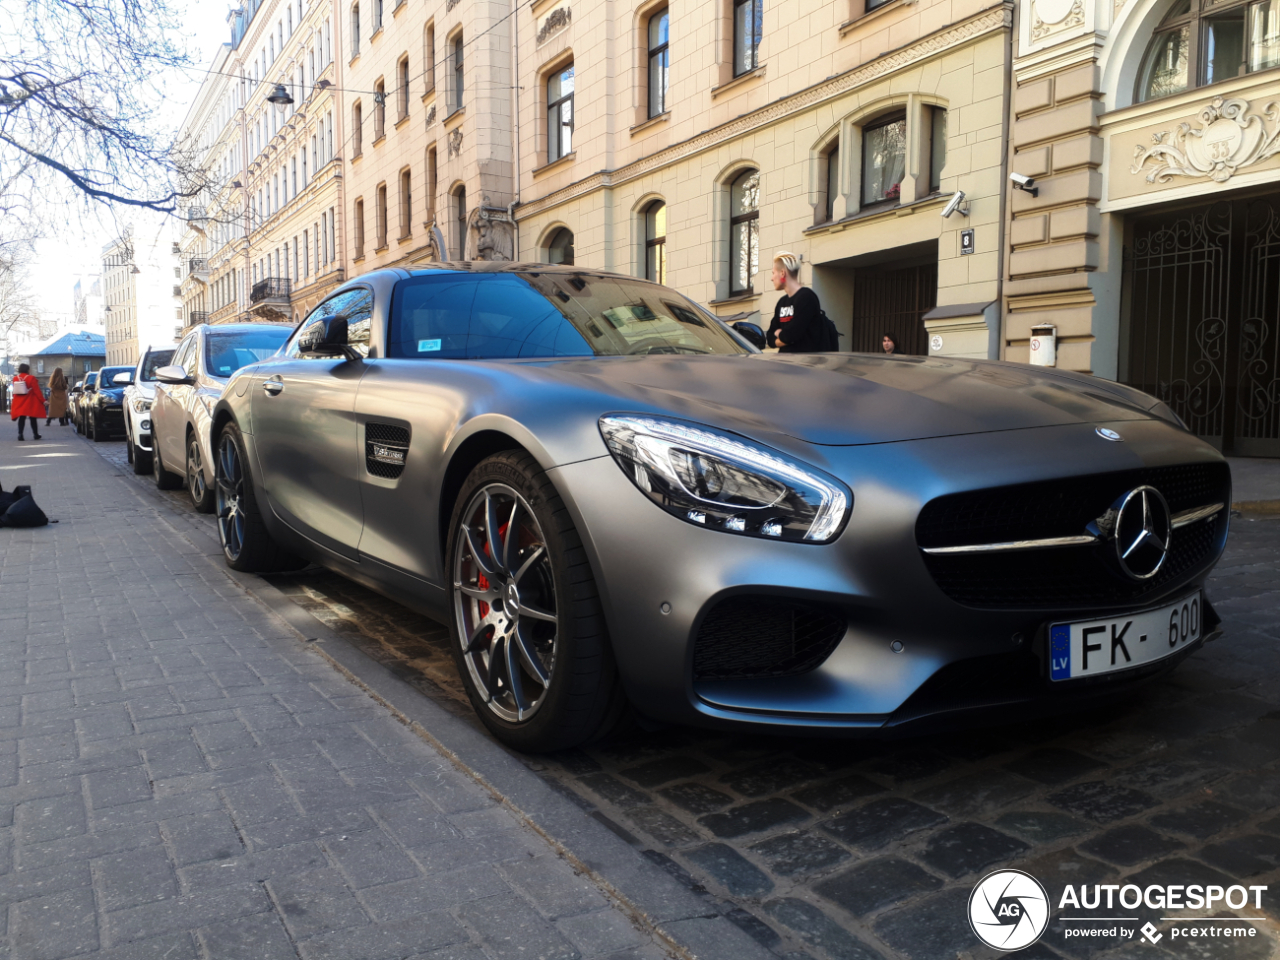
[94,405,126,435]
[549,417,1229,735]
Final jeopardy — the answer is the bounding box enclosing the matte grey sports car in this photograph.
[210,263,1231,752]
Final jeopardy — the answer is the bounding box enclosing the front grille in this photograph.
[692,597,846,681]
[917,462,1229,610]
[364,423,410,480]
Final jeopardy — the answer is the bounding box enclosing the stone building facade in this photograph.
[102,222,183,367]
[512,0,1014,358]
[1005,0,1280,455]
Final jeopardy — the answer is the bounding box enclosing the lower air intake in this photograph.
[693,598,846,681]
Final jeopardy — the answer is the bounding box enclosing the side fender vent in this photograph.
[365,423,410,480]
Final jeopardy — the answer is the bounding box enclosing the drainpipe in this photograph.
[996,0,1015,361]
[509,0,520,259]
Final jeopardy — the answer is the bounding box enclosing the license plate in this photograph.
[1050,592,1202,681]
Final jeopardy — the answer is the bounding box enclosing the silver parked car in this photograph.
[123,346,176,474]
[151,322,293,511]
[208,264,1231,752]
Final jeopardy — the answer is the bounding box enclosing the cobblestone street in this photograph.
[75,435,1280,959]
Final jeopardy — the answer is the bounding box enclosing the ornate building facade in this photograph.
[1005,0,1280,455]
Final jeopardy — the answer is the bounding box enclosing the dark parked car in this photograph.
[72,370,99,435]
[83,365,134,441]
[208,264,1231,752]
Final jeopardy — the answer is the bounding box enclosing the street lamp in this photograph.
[267,84,294,109]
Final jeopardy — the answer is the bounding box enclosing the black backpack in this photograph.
[817,309,842,352]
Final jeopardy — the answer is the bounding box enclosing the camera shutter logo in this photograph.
[969,870,1050,951]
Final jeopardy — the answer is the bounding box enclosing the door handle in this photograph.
[262,379,284,396]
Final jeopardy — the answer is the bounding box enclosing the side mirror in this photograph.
[732,321,767,350]
[85,383,96,393]
[155,364,192,384]
[113,372,134,385]
[299,316,356,359]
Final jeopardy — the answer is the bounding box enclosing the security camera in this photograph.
[941,190,969,219]
[1010,172,1039,197]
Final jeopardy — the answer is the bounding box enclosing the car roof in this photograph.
[398,261,644,284]
[198,322,294,335]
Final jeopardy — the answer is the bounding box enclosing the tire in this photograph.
[215,422,307,572]
[132,440,152,475]
[92,414,107,442]
[446,450,625,752]
[153,438,183,490]
[187,433,215,513]
[74,411,82,435]
[126,435,134,463]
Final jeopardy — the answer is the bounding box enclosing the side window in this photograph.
[287,288,375,359]
[183,336,200,377]
[387,277,478,359]
[469,277,591,359]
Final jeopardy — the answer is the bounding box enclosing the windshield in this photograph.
[388,272,750,360]
[84,372,98,388]
[98,366,132,389]
[205,328,291,378]
[140,350,175,381]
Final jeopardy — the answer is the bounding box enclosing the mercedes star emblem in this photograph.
[1112,485,1172,580]
[1096,427,1123,441]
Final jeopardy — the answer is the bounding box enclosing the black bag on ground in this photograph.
[0,494,48,528]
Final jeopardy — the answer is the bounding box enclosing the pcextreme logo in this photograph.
[968,870,1050,951]
[969,873,1271,951]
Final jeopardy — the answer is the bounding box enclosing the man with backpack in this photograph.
[765,251,839,353]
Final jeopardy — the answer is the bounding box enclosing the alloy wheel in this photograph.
[215,434,245,560]
[188,437,207,504]
[453,483,558,723]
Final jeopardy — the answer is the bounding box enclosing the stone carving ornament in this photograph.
[448,127,463,158]
[537,7,571,45]
[1132,97,1280,183]
[1030,0,1084,39]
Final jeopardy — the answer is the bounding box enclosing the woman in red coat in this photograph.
[10,363,46,440]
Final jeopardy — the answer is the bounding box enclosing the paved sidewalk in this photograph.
[0,432,680,960]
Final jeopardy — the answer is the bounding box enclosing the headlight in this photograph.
[599,414,851,543]
[132,398,151,413]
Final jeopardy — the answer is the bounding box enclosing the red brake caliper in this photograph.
[475,522,510,620]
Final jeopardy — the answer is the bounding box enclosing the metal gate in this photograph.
[851,263,937,356]
[1122,195,1280,457]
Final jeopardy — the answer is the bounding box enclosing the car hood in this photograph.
[538,352,1165,446]
[98,388,126,403]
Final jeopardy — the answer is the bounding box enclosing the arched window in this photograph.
[648,10,669,119]
[354,198,365,258]
[398,56,410,119]
[861,113,906,206]
[729,170,759,295]
[454,186,468,259]
[547,227,574,265]
[376,183,388,248]
[1137,0,1280,101]
[823,144,839,222]
[424,23,436,90]
[547,64,575,162]
[351,3,360,57]
[352,100,363,156]
[644,202,666,283]
[374,79,386,139]
[399,168,412,239]
[452,34,465,113]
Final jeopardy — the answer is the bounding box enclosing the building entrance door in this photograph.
[851,262,937,356]
[1122,194,1280,457]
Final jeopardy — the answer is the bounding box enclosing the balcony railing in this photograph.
[190,311,210,325]
[250,277,291,304]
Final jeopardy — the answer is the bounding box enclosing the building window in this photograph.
[399,169,412,238]
[398,56,410,119]
[376,183,388,248]
[427,147,438,221]
[861,113,906,206]
[452,34,465,113]
[374,79,386,139]
[454,186,468,259]
[352,101,363,156]
[547,64,575,162]
[733,0,762,76]
[824,144,839,222]
[1136,0,1280,102]
[644,201,667,284]
[425,24,435,90]
[648,10,669,118]
[354,198,365,258]
[729,170,759,295]
[351,3,360,57]
[547,227,575,265]
[927,107,947,194]
[374,0,383,30]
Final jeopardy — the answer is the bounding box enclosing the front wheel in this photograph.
[215,423,306,572]
[187,434,215,513]
[447,451,625,752]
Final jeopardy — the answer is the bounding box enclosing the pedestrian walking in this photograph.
[10,364,46,440]
[766,251,825,353]
[46,367,69,426]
